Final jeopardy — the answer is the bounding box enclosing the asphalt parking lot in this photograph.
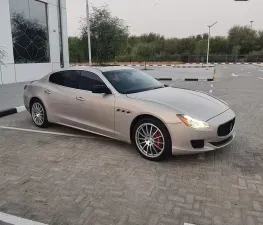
[0,65,263,225]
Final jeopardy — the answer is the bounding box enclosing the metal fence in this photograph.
[114,54,263,63]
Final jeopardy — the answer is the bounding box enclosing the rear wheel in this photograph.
[132,118,171,161]
[31,99,48,128]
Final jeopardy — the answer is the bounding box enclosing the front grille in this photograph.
[217,118,235,137]
[210,135,233,147]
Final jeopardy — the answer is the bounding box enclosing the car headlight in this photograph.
[177,114,209,129]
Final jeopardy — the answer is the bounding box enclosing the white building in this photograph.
[0,0,69,84]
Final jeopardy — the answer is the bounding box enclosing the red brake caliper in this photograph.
[155,131,161,148]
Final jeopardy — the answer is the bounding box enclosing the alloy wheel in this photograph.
[135,123,165,158]
[31,102,45,126]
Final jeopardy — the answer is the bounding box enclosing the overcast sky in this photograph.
[66,0,263,38]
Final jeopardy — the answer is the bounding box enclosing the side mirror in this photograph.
[92,84,112,94]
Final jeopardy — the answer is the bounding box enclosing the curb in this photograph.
[157,78,214,81]
[120,64,215,68]
[253,63,263,67]
[0,106,26,118]
[113,62,259,67]
[71,62,262,67]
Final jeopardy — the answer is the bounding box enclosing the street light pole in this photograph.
[250,20,254,29]
[206,21,217,67]
[86,0,92,65]
[126,26,130,46]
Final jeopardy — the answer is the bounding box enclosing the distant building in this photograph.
[0,0,69,84]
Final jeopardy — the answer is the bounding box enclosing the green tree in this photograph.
[152,39,165,55]
[139,33,164,43]
[195,40,207,55]
[258,31,263,50]
[132,43,155,69]
[128,35,140,47]
[133,33,164,55]
[210,37,229,54]
[126,44,132,55]
[203,33,209,40]
[164,38,179,55]
[80,6,127,63]
[232,45,241,62]
[177,37,196,54]
[196,35,203,41]
[68,37,85,63]
[70,9,263,64]
[228,26,258,54]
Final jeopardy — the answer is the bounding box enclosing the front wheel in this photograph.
[133,118,172,161]
[31,99,48,128]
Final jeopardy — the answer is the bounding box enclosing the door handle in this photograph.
[76,96,85,101]
[45,90,51,94]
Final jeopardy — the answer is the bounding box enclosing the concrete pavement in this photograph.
[0,65,263,224]
[0,82,28,111]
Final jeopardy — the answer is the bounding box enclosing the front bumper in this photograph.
[167,109,236,155]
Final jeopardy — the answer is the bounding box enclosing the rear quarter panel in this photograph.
[24,78,53,120]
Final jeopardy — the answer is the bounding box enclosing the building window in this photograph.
[9,0,50,64]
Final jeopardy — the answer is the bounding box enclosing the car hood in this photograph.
[127,87,229,121]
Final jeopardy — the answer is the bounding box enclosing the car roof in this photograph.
[94,66,134,72]
[63,66,134,73]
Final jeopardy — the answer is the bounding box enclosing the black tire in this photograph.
[132,118,172,161]
[30,99,49,128]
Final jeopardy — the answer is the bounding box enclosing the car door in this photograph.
[44,70,82,127]
[73,70,116,138]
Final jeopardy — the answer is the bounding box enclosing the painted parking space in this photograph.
[0,212,197,225]
[0,212,47,225]
[0,111,104,139]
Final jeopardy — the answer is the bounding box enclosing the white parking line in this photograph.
[0,126,109,140]
[231,73,239,77]
[184,223,196,225]
[0,212,47,225]
[259,77,263,80]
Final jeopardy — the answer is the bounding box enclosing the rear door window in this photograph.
[49,70,80,89]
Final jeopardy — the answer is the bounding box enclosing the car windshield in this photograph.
[102,69,164,94]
